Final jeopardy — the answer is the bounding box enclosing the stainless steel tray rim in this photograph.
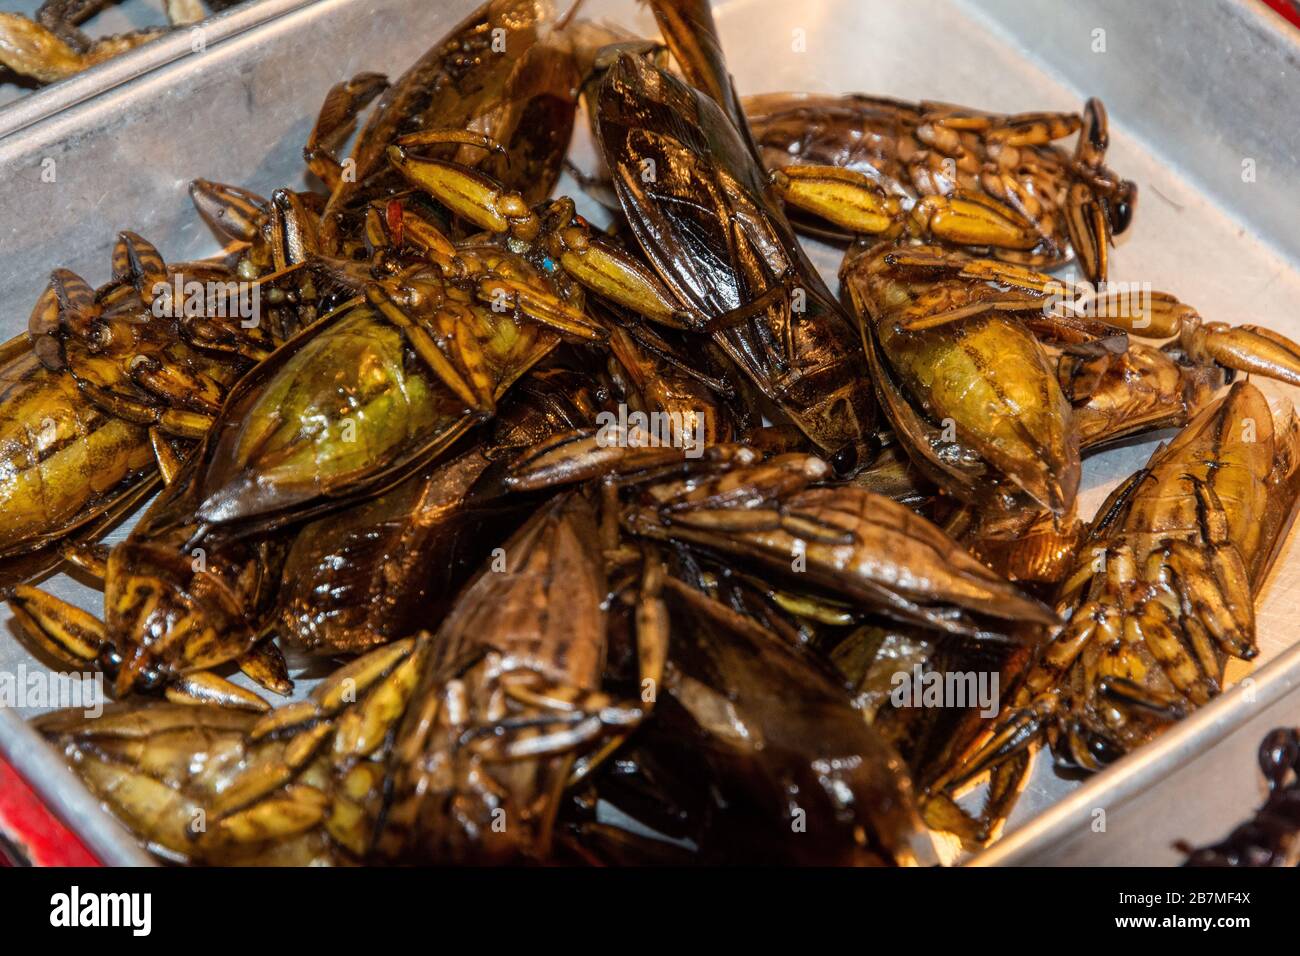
[0,0,322,143]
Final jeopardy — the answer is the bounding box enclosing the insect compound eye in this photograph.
[1258,728,1300,789]
[830,443,858,476]
[97,644,123,675]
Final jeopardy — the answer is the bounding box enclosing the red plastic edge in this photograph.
[0,756,101,867]
[1262,0,1300,29]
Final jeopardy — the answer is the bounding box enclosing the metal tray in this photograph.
[0,1,308,128]
[1,0,1298,866]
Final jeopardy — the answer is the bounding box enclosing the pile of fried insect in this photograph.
[0,1,243,87]
[4,0,1300,866]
